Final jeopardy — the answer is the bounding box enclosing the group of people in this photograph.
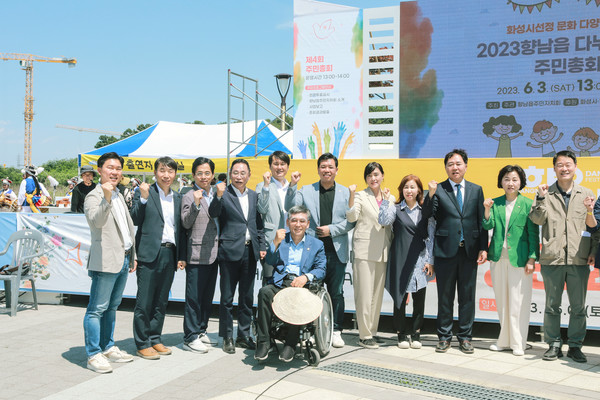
[79,148,599,373]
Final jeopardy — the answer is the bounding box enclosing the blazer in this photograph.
[181,185,219,265]
[483,194,539,268]
[130,183,186,264]
[529,182,599,266]
[208,184,266,262]
[256,178,287,244]
[266,233,326,287]
[84,184,136,273]
[425,179,488,260]
[285,181,355,263]
[346,188,394,263]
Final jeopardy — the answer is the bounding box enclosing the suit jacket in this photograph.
[266,233,326,287]
[181,185,219,265]
[346,188,394,263]
[208,185,266,262]
[285,182,355,263]
[84,184,136,273]
[256,178,287,244]
[425,179,488,260]
[130,183,186,264]
[483,194,539,268]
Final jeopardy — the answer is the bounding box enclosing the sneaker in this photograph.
[332,331,345,348]
[397,334,410,349]
[103,346,134,363]
[567,347,587,363]
[410,340,422,349]
[489,344,508,352]
[512,348,525,356]
[358,338,379,349]
[87,353,113,373]
[199,333,212,345]
[183,337,209,354]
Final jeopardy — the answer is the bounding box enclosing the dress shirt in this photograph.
[110,189,133,251]
[140,184,175,244]
[232,185,251,241]
[451,179,466,199]
[274,178,289,228]
[318,182,336,253]
[282,235,314,282]
[399,200,422,226]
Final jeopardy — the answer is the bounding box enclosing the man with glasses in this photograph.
[209,159,266,354]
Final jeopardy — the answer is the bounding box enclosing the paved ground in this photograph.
[1,298,599,400]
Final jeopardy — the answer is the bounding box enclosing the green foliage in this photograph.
[0,158,79,196]
[266,115,294,130]
[94,135,119,149]
[186,120,205,125]
[95,123,153,148]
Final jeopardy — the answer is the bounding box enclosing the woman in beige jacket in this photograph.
[346,162,394,349]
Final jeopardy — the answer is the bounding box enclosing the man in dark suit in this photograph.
[130,156,187,360]
[181,157,220,353]
[254,205,326,362]
[424,149,487,354]
[209,159,266,354]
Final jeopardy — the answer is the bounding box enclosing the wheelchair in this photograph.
[265,282,333,366]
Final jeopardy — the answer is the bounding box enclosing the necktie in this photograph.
[456,184,464,242]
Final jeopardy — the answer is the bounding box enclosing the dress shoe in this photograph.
[236,336,256,350]
[222,337,236,354]
[279,345,295,362]
[136,347,160,360]
[543,346,563,361]
[567,347,587,363]
[254,342,270,361]
[435,340,450,353]
[152,343,172,355]
[459,340,474,354]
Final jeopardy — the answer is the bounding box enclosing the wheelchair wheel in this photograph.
[307,347,320,367]
[314,289,333,357]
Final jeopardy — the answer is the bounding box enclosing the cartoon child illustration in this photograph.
[567,127,600,157]
[527,120,563,157]
[482,115,524,157]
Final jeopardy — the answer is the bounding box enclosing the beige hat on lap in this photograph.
[272,287,323,325]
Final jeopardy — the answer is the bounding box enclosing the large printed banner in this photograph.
[1,205,599,330]
[293,0,600,159]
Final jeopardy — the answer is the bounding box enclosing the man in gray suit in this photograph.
[285,152,355,348]
[83,152,135,373]
[130,156,187,360]
[256,151,291,283]
[181,157,221,353]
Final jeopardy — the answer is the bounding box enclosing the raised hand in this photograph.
[193,189,203,206]
[263,171,272,186]
[428,180,437,198]
[273,228,286,246]
[332,121,347,157]
[483,198,494,210]
[583,196,595,211]
[311,122,323,155]
[339,132,355,159]
[297,140,307,159]
[216,181,226,197]
[537,184,549,198]
[290,171,301,186]
[101,181,113,202]
[139,182,150,199]
[348,184,357,193]
[382,187,391,200]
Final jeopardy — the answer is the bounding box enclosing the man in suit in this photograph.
[254,205,326,362]
[529,150,598,363]
[256,150,291,283]
[130,156,187,360]
[208,159,266,354]
[425,149,487,354]
[83,152,135,373]
[285,152,355,348]
[181,157,220,353]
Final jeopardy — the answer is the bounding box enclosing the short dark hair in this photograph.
[192,157,215,174]
[268,151,290,166]
[553,150,577,166]
[288,205,311,220]
[363,162,384,182]
[444,149,468,165]
[217,173,227,181]
[497,165,526,190]
[317,152,338,168]
[230,158,250,172]
[154,156,178,171]
[98,152,124,168]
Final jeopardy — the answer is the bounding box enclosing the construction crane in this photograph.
[56,124,121,136]
[0,53,77,166]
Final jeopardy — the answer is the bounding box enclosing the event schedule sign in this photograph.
[293,0,600,159]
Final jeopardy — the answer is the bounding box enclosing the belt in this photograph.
[161,242,175,248]
[124,247,132,256]
[458,240,465,248]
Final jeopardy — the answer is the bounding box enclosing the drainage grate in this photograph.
[317,361,548,400]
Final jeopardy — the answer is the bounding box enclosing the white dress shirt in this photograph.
[140,184,175,244]
[232,185,251,241]
[110,189,133,251]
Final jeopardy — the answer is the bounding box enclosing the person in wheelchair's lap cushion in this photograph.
[255,205,326,362]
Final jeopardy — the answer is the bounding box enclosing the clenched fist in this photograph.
[216,181,226,197]
[273,228,286,246]
[139,182,150,199]
[483,198,494,209]
[428,180,438,198]
[263,171,272,186]
[290,171,301,186]
[193,189,203,206]
[537,184,549,198]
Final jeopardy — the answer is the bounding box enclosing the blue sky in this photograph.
[0,0,397,166]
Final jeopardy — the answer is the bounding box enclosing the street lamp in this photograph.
[275,73,292,131]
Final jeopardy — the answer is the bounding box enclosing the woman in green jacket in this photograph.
[483,165,539,356]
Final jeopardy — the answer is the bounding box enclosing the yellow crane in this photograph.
[0,53,77,166]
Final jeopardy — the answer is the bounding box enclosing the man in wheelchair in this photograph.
[255,205,326,362]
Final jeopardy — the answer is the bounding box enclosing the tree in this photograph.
[266,114,294,130]
[94,123,152,148]
[94,135,119,149]
[186,120,205,125]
